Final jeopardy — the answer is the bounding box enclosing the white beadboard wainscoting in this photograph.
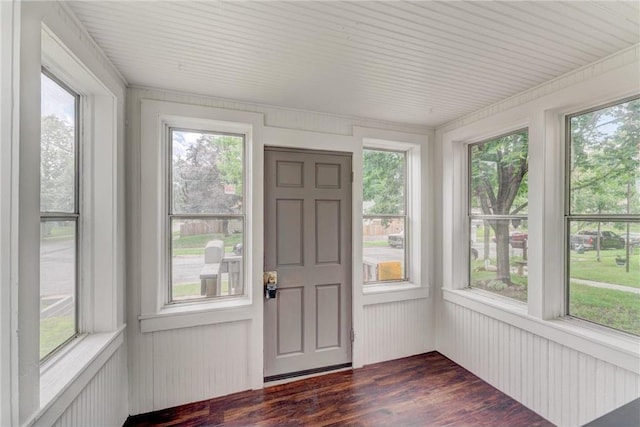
[361,298,433,366]
[152,322,251,411]
[127,321,252,413]
[51,345,128,427]
[438,300,640,427]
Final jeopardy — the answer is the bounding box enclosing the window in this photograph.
[468,130,529,302]
[566,97,639,335]
[362,148,408,283]
[168,129,245,303]
[39,71,79,360]
[139,101,260,329]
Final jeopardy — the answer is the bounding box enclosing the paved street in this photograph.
[570,278,640,294]
[41,238,75,297]
[173,255,208,285]
[43,239,637,298]
[363,245,404,264]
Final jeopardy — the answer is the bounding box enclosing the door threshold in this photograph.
[264,363,352,385]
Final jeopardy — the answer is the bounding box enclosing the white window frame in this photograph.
[466,128,529,305]
[39,68,81,362]
[362,147,409,284]
[564,96,640,334]
[166,127,246,304]
[36,23,124,424]
[40,24,121,348]
[139,100,262,333]
[358,131,427,304]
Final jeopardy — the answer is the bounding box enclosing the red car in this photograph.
[509,232,528,249]
[492,232,528,248]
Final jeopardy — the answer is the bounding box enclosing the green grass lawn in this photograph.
[363,240,389,248]
[40,316,75,359]
[41,224,76,242]
[172,282,200,298]
[172,232,243,256]
[570,248,639,288]
[172,280,232,299]
[470,255,639,335]
[570,283,640,335]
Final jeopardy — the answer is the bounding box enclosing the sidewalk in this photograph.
[571,278,640,295]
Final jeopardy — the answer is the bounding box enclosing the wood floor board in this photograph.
[124,352,554,427]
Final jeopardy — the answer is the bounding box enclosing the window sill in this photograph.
[363,282,429,306]
[36,326,125,427]
[443,288,640,374]
[139,296,253,333]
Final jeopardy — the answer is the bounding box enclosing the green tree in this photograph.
[40,115,75,214]
[172,133,243,215]
[363,149,404,215]
[471,131,529,284]
[569,98,639,264]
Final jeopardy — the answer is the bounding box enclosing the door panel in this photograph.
[316,283,341,349]
[315,200,341,264]
[276,199,304,266]
[277,287,304,355]
[264,148,352,378]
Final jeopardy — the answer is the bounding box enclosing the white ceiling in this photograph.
[68,1,640,127]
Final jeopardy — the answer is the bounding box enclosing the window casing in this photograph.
[139,101,261,332]
[39,69,80,361]
[565,96,639,336]
[468,129,529,303]
[362,148,409,284]
[167,128,245,304]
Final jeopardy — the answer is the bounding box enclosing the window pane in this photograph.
[568,220,639,335]
[172,130,243,215]
[569,99,639,216]
[469,219,528,302]
[171,218,244,302]
[41,73,76,213]
[40,220,77,359]
[470,131,528,216]
[363,217,406,283]
[363,149,405,215]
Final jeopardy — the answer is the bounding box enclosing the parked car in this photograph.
[570,230,625,250]
[621,232,640,248]
[387,232,404,248]
[509,232,528,249]
[492,232,528,248]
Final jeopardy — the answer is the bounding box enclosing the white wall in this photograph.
[1,1,128,426]
[126,86,436,415]
[435,45,640,427]
[0,2,19,426]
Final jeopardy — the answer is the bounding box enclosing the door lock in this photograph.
[264,271,278,299]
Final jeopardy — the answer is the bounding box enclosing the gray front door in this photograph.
[264,147,352,379]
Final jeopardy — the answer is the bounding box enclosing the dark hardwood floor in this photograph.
[124,352,554,427]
